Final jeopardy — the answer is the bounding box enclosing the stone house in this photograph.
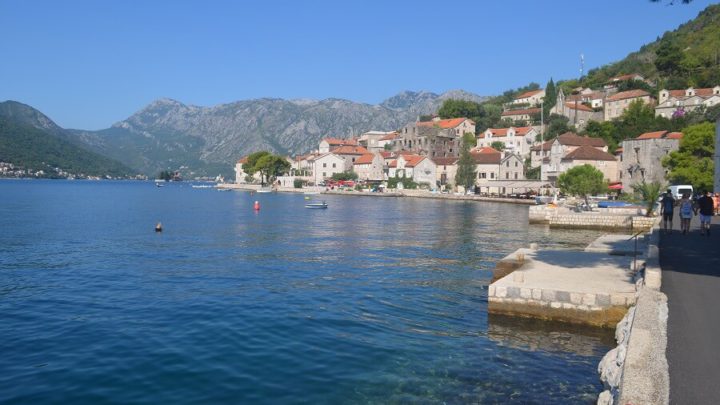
[559,145,619,183]
[331,145,370,171]
[604,90,653,121]
[499,153,526,181]
[551,89,604,129]
[500,108,541,125]
[603,73,646,90]
[618,130,683,190]
[472,150,502,182]
[388,154,437,186]
[234,156,261,183]
[477,126,538,158]
[377,132,398,150]
[530,140,553,168]
[393,117,474,158]
[540,132,608,182]
[319,138,357,154]
[312,153,347,184]
[655,86,720,118]
[512,89,545,106]
[352,152,385,182]
[358,131,397,152]
[432,157,458,188]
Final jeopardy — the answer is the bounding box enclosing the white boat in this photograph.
[257,187,273,193]
[305,201,328,209]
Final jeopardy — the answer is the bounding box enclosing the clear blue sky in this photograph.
[0,0,717,129]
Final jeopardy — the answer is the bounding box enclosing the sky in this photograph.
[0,0,717,130]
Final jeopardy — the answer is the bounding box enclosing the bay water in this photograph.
[0,180,614,404]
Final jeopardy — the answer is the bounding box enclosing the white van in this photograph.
[668,184,693,200]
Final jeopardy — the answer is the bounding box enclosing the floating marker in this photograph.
[254,201,260,211]
[155,222,163,232]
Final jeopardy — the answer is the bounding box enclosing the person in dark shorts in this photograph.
[660,191,676,234]
[679,193,694,235]
[695,190,715,236]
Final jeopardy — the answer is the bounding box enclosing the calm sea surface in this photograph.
[0,180,614,404]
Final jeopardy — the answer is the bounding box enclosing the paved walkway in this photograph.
[660,215,720,404]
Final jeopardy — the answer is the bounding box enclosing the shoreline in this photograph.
[217,183,536,205]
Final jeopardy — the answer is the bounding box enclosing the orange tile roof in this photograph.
[353,153,376,165]
[668,90,686,97]
[380,151,393,159]
[471,152,502,164]
[402,154,426,168]
[472,146,501,154]
[322,138,357,146]
[501,108,541,116]
[515,89,543,99]
[331,145,369,155]
[379,132,398,141]
[530,140,554,152]
[666,132,683,139]
[636,131,668,140]
[606,89,650,102]
[564,102,594,112]
[432,157,459,166]
[562,145,616,161]
[416,117,473,129]
[237,156,248,164]
[694,88,716,97]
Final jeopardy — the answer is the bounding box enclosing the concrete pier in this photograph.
[488,236,645,328]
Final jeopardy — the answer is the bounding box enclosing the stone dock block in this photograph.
[541,289,556,301]
[496,286,507,298]
[488,285,496,297]
[550,302,562,309]
[570,292,583,305]
[520,287,532,299]
[507,286,521,298]
[582,293,596,306]
[532,288,542,300]
[596,294,611,307]
[556,291,571,303]
[611,294,627,306]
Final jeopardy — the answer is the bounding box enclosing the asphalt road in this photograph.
[661,215,720,404]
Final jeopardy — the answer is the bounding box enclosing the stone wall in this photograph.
[528,205,654,230]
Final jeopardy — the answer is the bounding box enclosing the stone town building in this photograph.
[377,132,398,150]
[358,131,397,152]
[393,118,475,158]
[540,132,608,182]
[604,73,646,90]
[559,146,619,183]
[499,153,526,181]
[530,140,552,169]
[319,138,357,154]
[352,153,385,182]
[604,89,653,121]
[618,130,683,190]
[234,156,261,183]
[387,153,437,186]
[469,148,525,183]
[501,108,541,125]
[311,153,347,185]
[476,126,538,158]
[432,157,458,188]
[567,89,606,108]
[512,89,545,106]
[551,90,604,129]
[655,86,720,118]
[330,145,370,171]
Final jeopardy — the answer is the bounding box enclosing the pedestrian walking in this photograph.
[660,191,676,234]
[695,190,714,236]
[679,192,693,235]
[713,192,719,216]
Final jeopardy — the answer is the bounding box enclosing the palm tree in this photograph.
[632,181,664,217]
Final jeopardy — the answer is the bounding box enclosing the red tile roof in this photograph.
[237,156,248,164]
[556,132,607,148]
[403,154,427,168]
[472,146,501,154]
[635,130,684,140]
[331,145,369,155]
[666,132,683,139]
[668,89,686,97]
[609,73,643,82]
[416,118,473,129]
[564,102,594,112]
[530,140,553,152]
[471,152,502,164]
[502,108,541,117]
[379,151,393,159]
[562,145,616,161]
[322,138,357,146]
[353,153,376,165]
[606,89,650,102]
[483,126,534,137]
[432,157,459,166]
[515,89,543,99]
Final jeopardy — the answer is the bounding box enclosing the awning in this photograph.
[608,183,623,190]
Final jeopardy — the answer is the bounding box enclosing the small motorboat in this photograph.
[305,201,328,209]
[257,187,273,193]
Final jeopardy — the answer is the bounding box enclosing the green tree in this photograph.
[462,132,476,148]
[632,181,664,216]
[583,120,619,151]
[490,141,505,152]
[616,100,660,138]
[157,170,173,181]
[662,122,715,191]
[455,139,477,191]
[543,114,574,141]
[331,171,358,181]
[557,164,607,208]
[243,151,271,179]
[655,41,684,75]
[437,99,483,122]
[543,78,557,117]
[255,154,290,185]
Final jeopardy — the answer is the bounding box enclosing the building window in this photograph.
[514,172,518,179]
[323,172,326,177]
[491,173,495,179]
[332,163,336,168]
[515,161,518,167]
[323,163,327,168]
[506,172,509,179]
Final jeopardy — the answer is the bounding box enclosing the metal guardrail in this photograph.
[628,230,646,273]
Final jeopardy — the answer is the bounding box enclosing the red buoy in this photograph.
[254,201,260,211]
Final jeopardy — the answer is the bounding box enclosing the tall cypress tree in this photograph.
[455,139,477,192]
[543,78,557,117]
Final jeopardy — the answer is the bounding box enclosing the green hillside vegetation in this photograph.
[0,117,135,178]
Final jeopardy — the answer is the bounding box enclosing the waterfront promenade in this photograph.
[661,215,720,404]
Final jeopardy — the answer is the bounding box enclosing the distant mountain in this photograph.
[0,101,136,178]
[69,90,487,178]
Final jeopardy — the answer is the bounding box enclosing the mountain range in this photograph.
[49,90,484,178]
